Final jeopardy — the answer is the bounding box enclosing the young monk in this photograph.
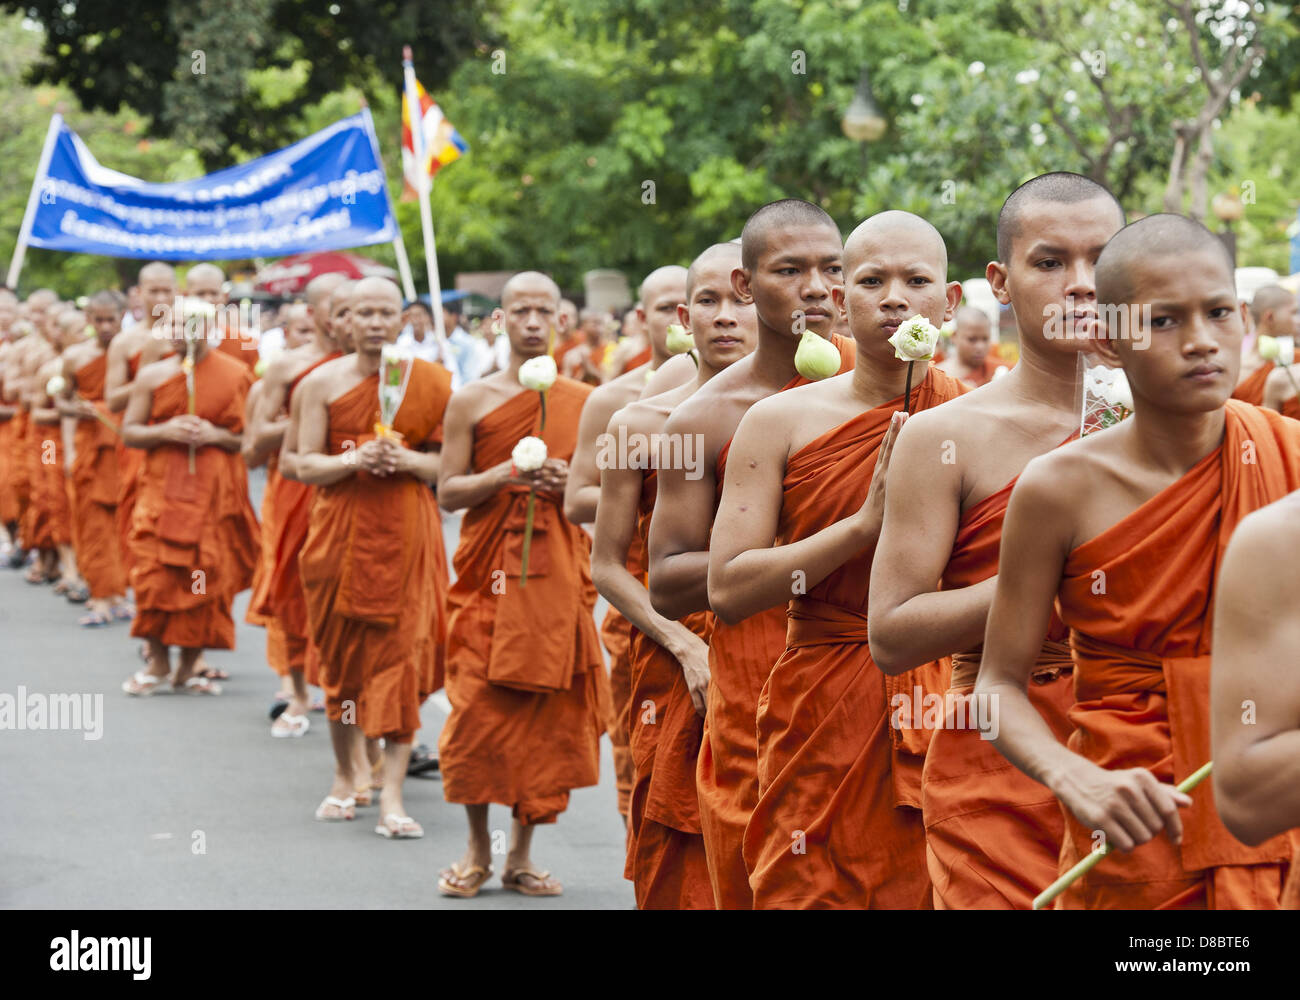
[436,271,607,898]
[977,214,1300,909]
[293,276,452,834]
[648,199,855,908]
[936,306,1004,388]
[1257,287,1300,419]
[119,299,260,696]
[593,241,756,908]
[1232,285,1296,405]
[710,212,967,909]
[564,264,691,824]
[245,273,346,737]
[185,263,259,369]
[868,172,1125,908]
[1212,489,1300,909]
[59,290,131,625]
[2,299,54,568]
[0,289,22,553]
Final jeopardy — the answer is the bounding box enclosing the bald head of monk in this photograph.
[328,279,359,354]
[836,209,960,363]
[1094,213,1242,414]
[52,308,86,351]
[951,306,993,368]
[736,198,843,339]
[495,270,565,361]
[638,265,688,356]
[24,288,57,337]
[1250,285,1299,339]
[138,262,177,332]
[185,263,227,307]
[349,277,404,358]
[282,302,315,350]
[559,298,579,334]
[86,290,126,347]
[305,272,347,342]
[0,288,16,335]
[680,243,757,371]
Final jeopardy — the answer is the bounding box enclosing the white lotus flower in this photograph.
[665,324,695,355]
[45,375,67,397]
[512,435,548,472]
[519,355,558,392]
[1276,336,1295,367]
[887,315,941,362]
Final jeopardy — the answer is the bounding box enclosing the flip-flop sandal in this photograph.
[438,864,493,898]
[174,675,222,696]
[501,868,563,897]
[375,814,423,839]
[64,583,91,603]
[314,796,356,822]
[79,609,112,627]
[407,744,440,776]
[121,670,170,697]
[198,667,230,681]
[111,603,135,621]
[270,713,309,738]
[268,697,290,721]
[24,569,51,585]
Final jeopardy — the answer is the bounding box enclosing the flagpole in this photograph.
[402,45,448,347]
[391,234,417,302]
[7,114,63,290]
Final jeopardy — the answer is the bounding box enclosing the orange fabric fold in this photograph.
[299,359,452,741]
[620,345,652,375]
[1230,361,1273,406]
[128,350,260,649]
[0,411,19,525]
[1053,401,1300,909]
[25,417,72,549]
[70,353,126,597]
[439,379,607,825]
[214,329,261,370]
[697,333,857,909]
[744,368,964,909]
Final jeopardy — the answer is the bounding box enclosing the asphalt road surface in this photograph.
[0,469,634,910]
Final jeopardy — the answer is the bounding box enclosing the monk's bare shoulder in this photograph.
[63,340,99,371]
[264,344,324,386]
[1225,492,1300,589]
[135,354,181,391]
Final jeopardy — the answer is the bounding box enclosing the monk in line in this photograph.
[2,292,58,569]
[185,263,260,370]
[978,214,1300,908]
[246,273,346,738]
[1257,287,1300,419]
[119,300,260,696]
[937,306,1005,388]
[711,212,967,909]
[0,288,23,555]
[648,199,855,908]
[869,172,1125,908]
[594,242,756,908]
[1212,488,1300,909]
[565,265,691,824]
[437,271,607,898]
[59,290,131,625]
[292,276,452,833]
[1232,285,1296,405]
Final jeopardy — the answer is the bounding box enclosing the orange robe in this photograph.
[214,328,261,371]
[439,378,608,824]
[26,411,73,550]
[116,350,150,573]
[601,595,639,818]
[620,344,652,375]
[70,354,126,598]
[1054,400,1300,908]
[923,439,1077,909]
[697,333,857,909]
[129,351,260,648]
[1230,360,1272,405]
[5,408,31,531]
[0,408,18,526]
[1279,394,1300,421]
[958,355,1006,389]
[624,470,715,909]
[745,368,966,909]
[248,351,342,683]
[299,360,452,742]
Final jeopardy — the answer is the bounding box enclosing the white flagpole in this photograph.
[7,114,63,290]
[402,46,448,347]
[391,234,416,302]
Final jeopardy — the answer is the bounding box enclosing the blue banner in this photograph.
[22,111,398,260]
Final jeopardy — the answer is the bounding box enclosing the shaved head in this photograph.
[740,198,839,272]
[87,289,126,312]
[501,270,561,308]
[639,265,688,305]
[305,272,347,310]
[1096,214,1234,309]
[351,276,402,303]
[1251,285,1295,323]
[844,210,947,275]
[687,243,742,299]
[329,279,358,310]
[187,262,225,284]
[997,172,1124,263]
[955,305,991,329]
[138,261,175,284]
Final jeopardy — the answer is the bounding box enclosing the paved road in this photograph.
[0,470,633,909]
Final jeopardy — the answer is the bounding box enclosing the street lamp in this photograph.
[1212,190,1244,268]
[842,69,887,143]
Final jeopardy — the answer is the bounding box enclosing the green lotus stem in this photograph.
[519,487,536,589]
[76,394,121,437]
[903,360,915,415]
[688,350,699,370]
[1032,760,1214,910]
[539,390,547,434]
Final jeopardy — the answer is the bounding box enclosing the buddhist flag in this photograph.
[401,79,468,200]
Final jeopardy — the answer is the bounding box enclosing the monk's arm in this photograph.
[1211,509,1300,845]
[640,354,696,399]
[277,382,307,480]
[103,337,134,412]
[122,379,184,450]
[978,465,1190,852]
[293,379,361,487]
[436,390,515,511]
[244,365,290,464]
[867,416,994,674]
[647,410,716,620]
[563,389,617,525]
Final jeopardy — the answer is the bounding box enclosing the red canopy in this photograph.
[254,250,398,296]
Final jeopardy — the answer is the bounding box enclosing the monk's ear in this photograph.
[555,306,570,336]
[986,261,1011,305]
[491,306,505,332]
[636,303,647,325]
[1090,316,1123,369]
[731,266,753,305]
[943,281,963,324]
[676,302,690,329]
[831,284,845,314]
[1239,300,1252,335]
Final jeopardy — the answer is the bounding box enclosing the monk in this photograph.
[185,263,260,370]
[3,296,56,571]
[978,214,1300,909]
[0,288,22,554]
[563,308,614,385]
[59,290,131,625]
[1212,488,1300,909]
[1257,287,1300,419]
[564,265,691,823]
[550,299,584,376]
[936,306,1005,388]
[246,273,346,738]
[119,298,260,696]
[292,276,452,833]
[1232,285,1296,405]
[710,212,967,909]
[437,270,607,898]
[648,199,855,908]
[610,305,650,375]
[594,242,756,908]
[868,171,1126,909]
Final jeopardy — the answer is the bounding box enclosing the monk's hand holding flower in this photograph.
[511,435,550,587]
[887,314,941,415]
[1055,761,1192,854]
[356,438,394,476]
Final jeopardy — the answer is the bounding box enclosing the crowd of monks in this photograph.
[3,169,1300,908]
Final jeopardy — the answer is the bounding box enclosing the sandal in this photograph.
[111,601,135,621]
[52,577,71,595]
[198,667,230,681]
[79,609,112,628]
[122,670,169,697]
[314,796,356,822]
[64,582,91,603]
[501,867,563,897]
[270,713,309,738]
[375,814,423,839]
[407,744,440,776]
[438,863,493,898]
[24,567,52,585]
[174,675,222,696]
[268,697,290,721]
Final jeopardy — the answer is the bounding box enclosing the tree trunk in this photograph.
[1187,127,1214,224]
[1163,126,1190,214]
